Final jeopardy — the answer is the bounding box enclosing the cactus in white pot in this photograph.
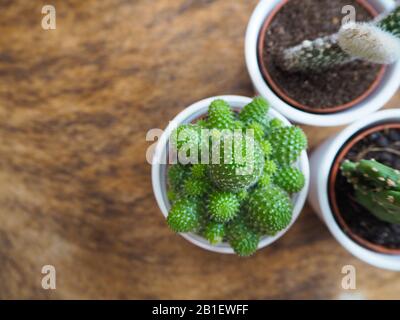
[277,5,400,72]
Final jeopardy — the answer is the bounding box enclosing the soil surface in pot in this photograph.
[261,0,382,111]
[334,127,400,249]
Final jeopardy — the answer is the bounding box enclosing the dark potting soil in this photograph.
[334,127,400,249]
[262,0,382,111]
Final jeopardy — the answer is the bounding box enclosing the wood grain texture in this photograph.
[0,0,399,299]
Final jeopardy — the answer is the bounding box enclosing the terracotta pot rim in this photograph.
[257,0,386,114]
[329,122,400,255]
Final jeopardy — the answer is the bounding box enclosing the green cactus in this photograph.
[226,217,260,257]
[277,5,400,72]
[204,221,225,245]
[246,186,293,235]
[167,190,179,204]
[268,118,284,131]
[236,189,249,202]
[260,140,272,157]
[247,122,265,142]
[167,198,201,233]
[274,167,305,194]
[341,159,400,224]
[208,191,240,223]
[258,173,272,188]
[167,164,190,192]
[207,99,236,130]
[239,97,270,129]
[269,126,307,166]
[165,97,307,256]
[209,134,265,192]
[263,159,278,176]
[183,176,209,198]
[191,164,207,179]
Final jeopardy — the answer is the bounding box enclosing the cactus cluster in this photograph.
[166,97,307,256]
[341,159,400,224]
[278,5,400,72]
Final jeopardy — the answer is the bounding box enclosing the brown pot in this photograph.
[329,122,400,255]
[257,0,387,114]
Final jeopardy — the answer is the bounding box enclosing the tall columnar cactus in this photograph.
[341,159,400,224]
[278,5,400,72]
[165,97,307,256]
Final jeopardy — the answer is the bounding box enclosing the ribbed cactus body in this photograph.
[341,159,400,224]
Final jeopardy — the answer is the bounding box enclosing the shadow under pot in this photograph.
[329,123,400,254]
[258,0,386,114]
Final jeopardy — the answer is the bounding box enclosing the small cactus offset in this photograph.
[226,217,260,257]
[165,97,307,256]
[246,186,293,235]
[274,167,305,194]
[268,126,308,166]
[341,159,400,224]
[167,198,201,233]
[204,221,225,245]
[206,99,237,130]
[208,191,240,223]
[277,5,400,72]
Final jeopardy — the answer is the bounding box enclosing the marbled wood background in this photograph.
[0,0,399,299]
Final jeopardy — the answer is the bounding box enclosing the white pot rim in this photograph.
[151,95,310,254]
[245,0,400,126]
[316,109,400,270]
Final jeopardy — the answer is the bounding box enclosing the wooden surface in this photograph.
[0,0,400,300]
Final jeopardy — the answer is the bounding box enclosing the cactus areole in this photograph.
[329,123,400,254]
[257,0,387,113]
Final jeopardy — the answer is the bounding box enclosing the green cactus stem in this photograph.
[246,186,293,235]
[238,97,270,129]
[340,159,400,224]
[204,221,225,245]
[208,191,240,223]
[274,167,305,194]
[167,198,201,233]
[269,126,307,166]
[226,217,260,257]
[278,5,400,72]
[207,99,237,130]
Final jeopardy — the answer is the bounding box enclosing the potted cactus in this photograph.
[308,109,400,270]
[245,0,400,126]
[152,96,309,256]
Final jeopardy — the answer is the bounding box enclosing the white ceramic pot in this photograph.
[152,95,310,254]
[245,0,400,127]
[308,109,400,270]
